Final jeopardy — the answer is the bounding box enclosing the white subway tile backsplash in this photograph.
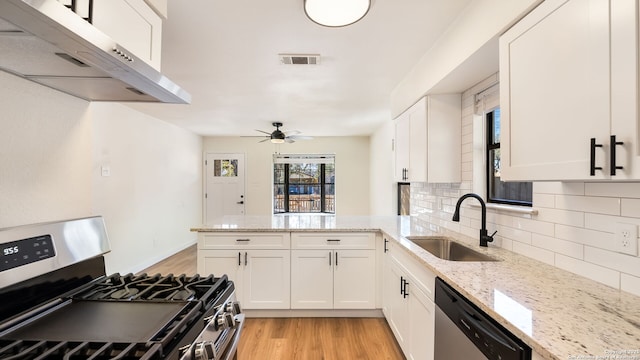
[534,208,584,227]
[584,213,640,233]
[554,224,615,252]
[513,217,554,237]
[554,254,620,289]
[496,225,532,244]
[621,274,640,297]
[585,182,640,198]
[532,193,555,208]
[533,182,584,195]
[532,233,584,259]
[555,195,620,216]
[512,242,555,265]
[621,198,640,218]
[584,246,640,278]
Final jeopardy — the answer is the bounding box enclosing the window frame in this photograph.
[485,108,532,207]
[273,158,335,214]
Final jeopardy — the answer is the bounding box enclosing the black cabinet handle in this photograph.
[329,251,332,266]
[335,251,338,266]
[400,276,404,295]
[327,239,341,242]
[384,238,388,253]
[610,135,624,176]
[244,252,248,266]
[238,252,241,266]
[403,278,409,298]
[236,239,250,242]
[590,138,603,176]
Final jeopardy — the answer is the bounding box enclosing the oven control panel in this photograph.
[0,234,56,272]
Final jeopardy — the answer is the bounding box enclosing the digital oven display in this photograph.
[0,235,55,272]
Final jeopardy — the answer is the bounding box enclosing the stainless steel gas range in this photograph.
[0,216,243,360]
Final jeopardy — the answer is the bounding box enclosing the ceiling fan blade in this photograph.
[284,130,301,136]
[259,138,271,143]
[288,135,313,141]
[255,129,272,135]
[285,138,296,143]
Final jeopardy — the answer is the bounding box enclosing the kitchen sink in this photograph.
[405,236,499,262]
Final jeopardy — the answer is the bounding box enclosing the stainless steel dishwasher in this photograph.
[434,277,531,360]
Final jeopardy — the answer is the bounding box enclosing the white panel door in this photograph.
[408,285,435,360]
[243,250,290,309]
[199,250,244,302]
[290,250,333,309]
[205,153,245,223]
[333,250,376,309]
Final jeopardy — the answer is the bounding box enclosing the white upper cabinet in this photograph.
[394,95,461,183]
[92,0,163,70]
[500,0,639,181]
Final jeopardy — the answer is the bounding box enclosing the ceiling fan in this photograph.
[255,122,313,143]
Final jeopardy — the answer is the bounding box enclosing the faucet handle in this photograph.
[489,230,497,239]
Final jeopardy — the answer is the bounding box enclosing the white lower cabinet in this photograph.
[197,232,291,309]
[383,239,435,360]
[291,249,376,309]
[290,232,377,309]
[199,249,290,309]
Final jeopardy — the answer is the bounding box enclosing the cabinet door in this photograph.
[395,112,411,182]
[408,98,427,182]
[291,250,333,309]
[500,0,611,181]
[333,250,376,309]
[407,284,435,360]
[385,258,410,354]
[199,250,244,303]
[92,0,163,70]
[243,250,290,309]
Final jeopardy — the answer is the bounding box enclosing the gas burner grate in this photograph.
[73,274,228,304]
[0,339,163,359]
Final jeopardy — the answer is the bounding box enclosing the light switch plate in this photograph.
[101,165,111,177]
[615,223,638,256]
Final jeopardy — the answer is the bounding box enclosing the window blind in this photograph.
[273,154,335,164]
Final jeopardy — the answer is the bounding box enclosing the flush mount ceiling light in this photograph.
[304,0,371,27]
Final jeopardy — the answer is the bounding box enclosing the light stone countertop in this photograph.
[192,215,640,360]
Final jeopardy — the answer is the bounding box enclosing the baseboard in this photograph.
[243,309,384,318]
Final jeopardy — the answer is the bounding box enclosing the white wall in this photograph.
[203,136,370,216]
[390,0,541,117]
[92,103,202,274]
[369,120,396,215]
[0,72,202,275]
[0,72,92,227]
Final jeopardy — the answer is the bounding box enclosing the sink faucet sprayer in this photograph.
[452,193,497,247]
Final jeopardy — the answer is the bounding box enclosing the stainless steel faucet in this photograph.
[452,193,497,247]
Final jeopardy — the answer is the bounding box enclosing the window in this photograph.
[273,155,335,214]
[486,108,532,206]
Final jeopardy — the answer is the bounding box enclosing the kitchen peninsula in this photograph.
[192,215,640,360]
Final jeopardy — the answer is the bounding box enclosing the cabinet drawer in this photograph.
[291,232,376,250]
[199,232,290,249]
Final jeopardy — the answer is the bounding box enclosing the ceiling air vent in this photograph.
[279,54,320,65]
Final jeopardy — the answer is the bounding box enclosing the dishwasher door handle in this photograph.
[459,310,517,353]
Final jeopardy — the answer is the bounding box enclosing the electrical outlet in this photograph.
[615,223,638,256]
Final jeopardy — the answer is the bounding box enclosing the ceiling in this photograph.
[129,0,474,137]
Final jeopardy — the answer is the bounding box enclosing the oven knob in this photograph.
[214,312,235,331]
[225,301,242,315]
[193,341,217,360]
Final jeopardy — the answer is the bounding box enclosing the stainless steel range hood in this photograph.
[0,0,191,103]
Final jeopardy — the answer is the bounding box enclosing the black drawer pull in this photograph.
[610,135,624,176]
[236,239,250,242]
[590,138,603,176]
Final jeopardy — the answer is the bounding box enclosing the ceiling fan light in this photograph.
[271,138,285,144]
[304,0,370,27]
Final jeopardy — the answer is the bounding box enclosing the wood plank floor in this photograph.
[141,245,405,360]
